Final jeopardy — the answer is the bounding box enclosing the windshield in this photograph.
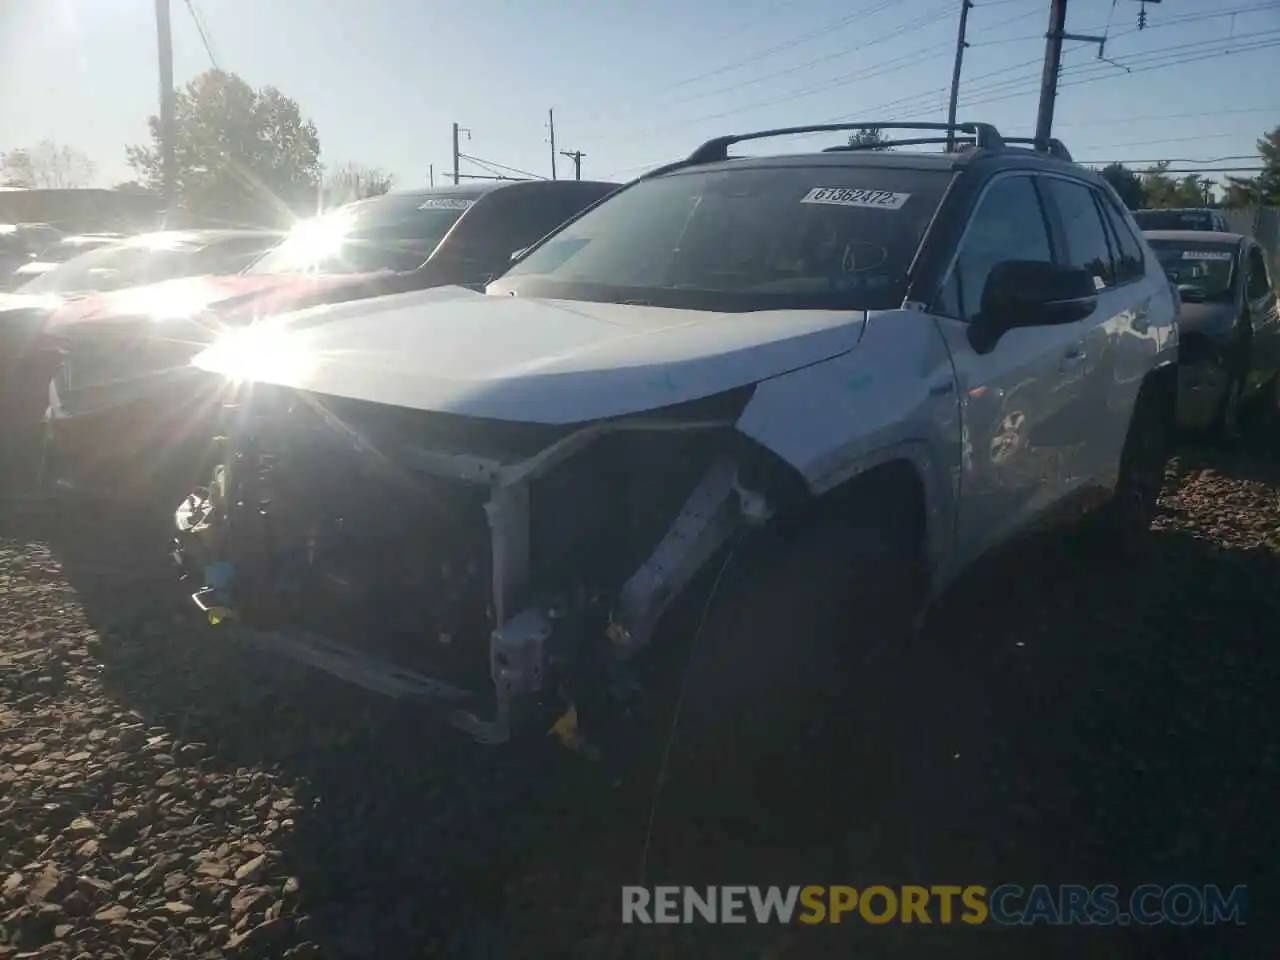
[1133,209,1214,231]
[489,165,950,311]
[17,240,201,295]
[246,193,474,275]
[1149,240,1238,303]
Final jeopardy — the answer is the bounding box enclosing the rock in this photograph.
[162,901,194,915]
[92,905,128,922]
[194,861,229,880]
[60,892,90,918]
[233,855,266,883]
[225,917,291,953]
[65,819,95,836]
[26,869,65,904]
[230,887,269,920]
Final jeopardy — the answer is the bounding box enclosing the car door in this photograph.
[1037,174,1148,488]
[1243,240,1280,388]
[928,171,1092,569]
[1091,187,1164,471]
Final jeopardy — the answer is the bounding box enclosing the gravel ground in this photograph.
[1,425,1278,959]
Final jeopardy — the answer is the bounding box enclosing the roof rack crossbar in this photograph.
[685,121,1005,164]
[823,136,977,153]
[1000,137,1074,162]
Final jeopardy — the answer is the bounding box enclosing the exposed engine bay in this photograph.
[171,383,784,744]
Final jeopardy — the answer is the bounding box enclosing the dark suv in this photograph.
[1133,208,1231,233]
[35,180,619,501]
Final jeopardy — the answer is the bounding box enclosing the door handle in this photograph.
[1058,348,1086,372]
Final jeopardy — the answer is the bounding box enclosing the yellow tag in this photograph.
[548,705,579,744]
[207,606,234,626]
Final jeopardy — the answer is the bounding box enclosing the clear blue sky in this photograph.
[1,0,1277,191]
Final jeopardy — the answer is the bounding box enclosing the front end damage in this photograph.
[171,384,790,745]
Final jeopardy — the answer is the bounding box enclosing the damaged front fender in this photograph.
[170,388,791,745]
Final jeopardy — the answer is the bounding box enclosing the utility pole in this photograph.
[945,0,973,152]
[429,164,434,187]
[548,109,557,180]
[154,0,176,222]
[1035,0,1156,147]
[451,123,470,185]
[559,150,585,180]
[1033,0,1069,148]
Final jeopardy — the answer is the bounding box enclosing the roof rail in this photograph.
[1001,137,1074,162]
[822,136,977,153]
[684,122,1006,164]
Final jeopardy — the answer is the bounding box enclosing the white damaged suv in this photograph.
[170,121,1178,777]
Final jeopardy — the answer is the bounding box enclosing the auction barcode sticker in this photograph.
[1181,250,1232,261]
[800,187,911,209]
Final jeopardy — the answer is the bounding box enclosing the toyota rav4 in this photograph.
[168,121,1179,783]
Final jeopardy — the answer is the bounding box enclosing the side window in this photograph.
[1040,177,1114,289]
[1094,191,1146,284]
[1246,246,1273,300]
[943,174,1053,322]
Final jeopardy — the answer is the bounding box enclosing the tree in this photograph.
[0,140,96,189]
[125,69,322,228]
[1222,124,1280,209]
[324,162,394,205]
[1099,163,1145,210]
[847,128,892,151]
[1139,162,1206,208]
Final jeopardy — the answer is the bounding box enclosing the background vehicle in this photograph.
[5,233,123,287]
[0,229,279,489]
[35,180,618,501]
[1133,208,1231,233]
[169,120,1177,819]
[1147,229,1280,436]
[0,222,64,289]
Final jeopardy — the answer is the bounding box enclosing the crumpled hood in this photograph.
[194,285,867,424]
[42,271,393,337]
[1176,301,1237,336]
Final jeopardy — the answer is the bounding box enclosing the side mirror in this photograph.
[969,260,1097,352]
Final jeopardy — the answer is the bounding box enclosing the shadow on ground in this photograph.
[2,432,1277,959]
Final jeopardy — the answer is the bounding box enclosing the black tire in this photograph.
[631,509,920,847]
[1210,370,1245,445]
[1090,381,1169,555]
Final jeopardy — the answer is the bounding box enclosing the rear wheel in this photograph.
[1211,371,1245,445]
[1090,381,1169,555]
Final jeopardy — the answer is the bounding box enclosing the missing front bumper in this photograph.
[169,406,764,747]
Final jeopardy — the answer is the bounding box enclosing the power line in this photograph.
[575,0,905,123]
[610,0,1036,143]
[182,0,220,70]
[970,2,1280,47]
[649,0,961,114]
[615,7,1280,153]
[815,30,1280,129]
[458,154,547,181]
[1055,106,1278,128]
